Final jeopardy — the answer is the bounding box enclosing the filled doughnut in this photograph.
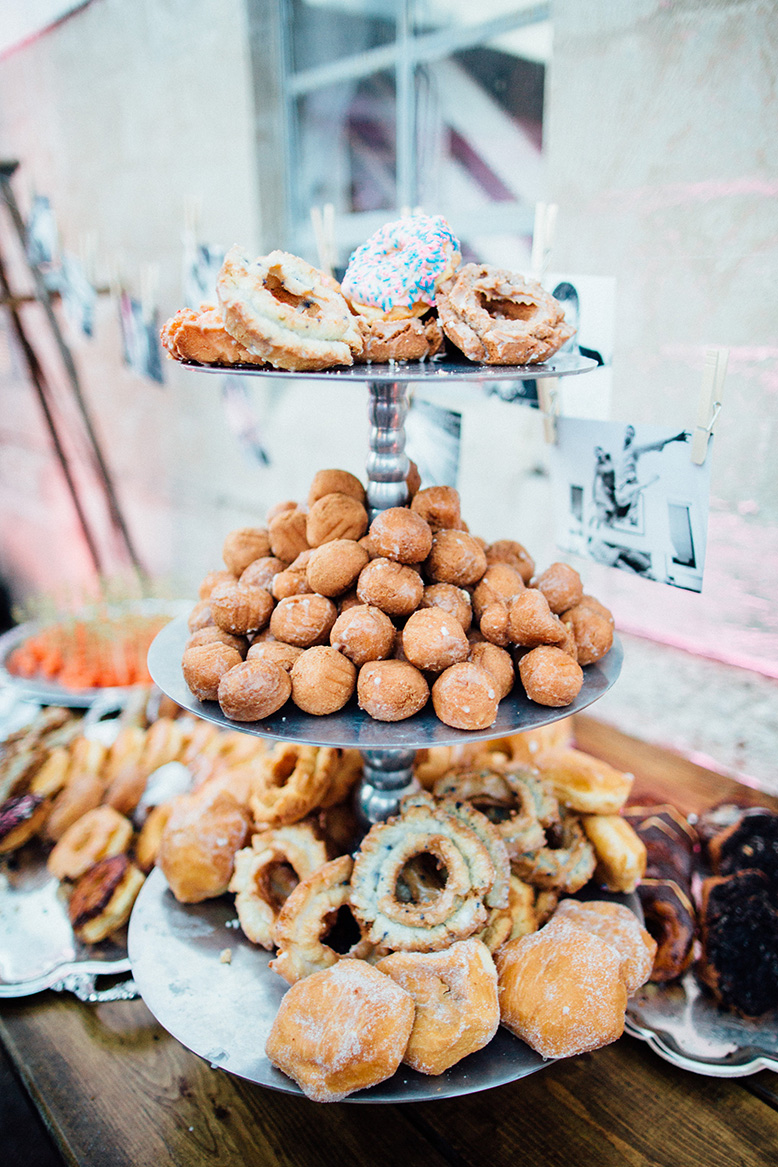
[265,958,415,1102]
[376,938,499,1075]
[156,786,251,903]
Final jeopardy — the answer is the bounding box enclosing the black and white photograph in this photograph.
[550,416,712,591]
[118,292,164,385]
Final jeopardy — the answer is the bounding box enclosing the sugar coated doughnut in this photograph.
[306,539,369,595]
[222,526,271,575]
[431,662,498,730]
[534,562,583,614]
[308,468,366,507]
[356,557,424,616]
[376,938,499,1075]
[182,642,243,702]
[48,805,133,882]
[402,607,469,673]
[357,659,429,721]
[341,214,461,318]
[410,485,463,532]
[495,917,627,1059]
[518,645,583,707]
[157,787,250,903]
[330,604,396,667]
[420,582,472,632]
[369,507,432,564]
[551,900,656,995]
[265,958,415,1102]
[217,658,291,721]
[289,646,356,715]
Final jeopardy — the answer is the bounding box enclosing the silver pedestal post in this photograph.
[357,380,419,826]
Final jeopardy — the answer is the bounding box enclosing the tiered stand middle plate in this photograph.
[131,352,628,1102]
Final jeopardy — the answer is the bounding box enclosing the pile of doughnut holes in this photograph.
[182,467,615,731]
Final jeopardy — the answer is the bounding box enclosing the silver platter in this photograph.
[0,843,130,997]
[180,350,596,384]
[625,971,778,1078]
[149,617,622,749]
[129,868,638,1102]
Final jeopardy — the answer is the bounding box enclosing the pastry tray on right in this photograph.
[148,616,623,750]
[625,964,778,1077]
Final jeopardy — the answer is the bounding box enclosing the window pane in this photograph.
[288,0,395,73]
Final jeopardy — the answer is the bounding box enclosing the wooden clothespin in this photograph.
[691,346,728,465]
[310,204,336,276]
[140,263,160,324]
[536,377,560,443]
[530,202,558,282]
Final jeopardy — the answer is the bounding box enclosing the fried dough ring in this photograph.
[160,306,267,366]
[270,854,366,983]
[376,938,500,1075]
[355,315,444,363]
[251,744,338,826]
[229,822,328,948]
[408,793,510,910]
[350,801,495,951]
[48,805,134,882]
[512,810,596,893]
[436,265,574,365]
[217,247,364,372]
[433,766,557,859]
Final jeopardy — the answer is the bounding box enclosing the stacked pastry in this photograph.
[150,719,653,1101]
[181,469,614,731]
[160,213,575,372]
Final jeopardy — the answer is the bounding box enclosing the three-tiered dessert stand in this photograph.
[132,351,627,1101]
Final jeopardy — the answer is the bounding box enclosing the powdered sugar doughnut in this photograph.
[342,215,461,319]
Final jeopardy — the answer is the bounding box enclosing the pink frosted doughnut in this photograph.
[341,215,461,319]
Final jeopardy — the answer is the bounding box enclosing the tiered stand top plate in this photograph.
[179,351,596,383]
[148,616,622,749]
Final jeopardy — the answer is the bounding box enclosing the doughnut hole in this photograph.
[266,498,297,524]
[561,604,614,665]
[410,485,463,532]
[270,594,338,647]
[534,562,584,614]
[247,640,304,673]
[419,582,472,633]
[507,590,567,648]
[183,644,243,695]
[518,646,584,707]
[330,604,396,667]
[306,539,370,596]
[306,492,368,546]
[198,569,235,600]
[308,469,366,508]
[269,507,310,563]
[468,642,515,700]
[290,647,357,714]
[485,539,535,584]
[356,558,424,617]
[209,581,275,636]
[272,551,315,600]
[222,527,271,575]
[406,459,422,498]
[479,602,511,647]
[338,587,361,613]
[188,599,214,632]
[240,556,286,591]
[431,662,499,731]
[357,660,430,722]
[369,507,433,564]
[472,564,525,621]
[217,659,292,721]
[402,608,469,673]
[425,529,487,588]
[186,626,248,657]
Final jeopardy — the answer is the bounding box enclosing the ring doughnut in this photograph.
[436,265,574,365]
[48,805,134,882]
[433,765,557,859]
[355,315,444,362]
[217,247,364,371]
[229,822,328,948]
[376,938,499,1075]
[350,799,496,951]
[270,854,367,983]
[341,214,461,319]
[512,810,597,893]
[251,744,338,827]
[0,793,49,854]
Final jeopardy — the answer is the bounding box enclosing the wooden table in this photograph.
[2,717,777,1167]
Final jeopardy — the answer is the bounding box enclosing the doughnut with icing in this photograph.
[229,822,328,948]
[217,246,364,371]
[160,306,267,366]
[436,265,574,365]
[355,315,444,362]
[217,658,291,721]
[341,214,461,318]
[68,854,146,943]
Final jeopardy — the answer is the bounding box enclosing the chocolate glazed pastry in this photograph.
[622,805,699,981]
[708,809,778,892]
